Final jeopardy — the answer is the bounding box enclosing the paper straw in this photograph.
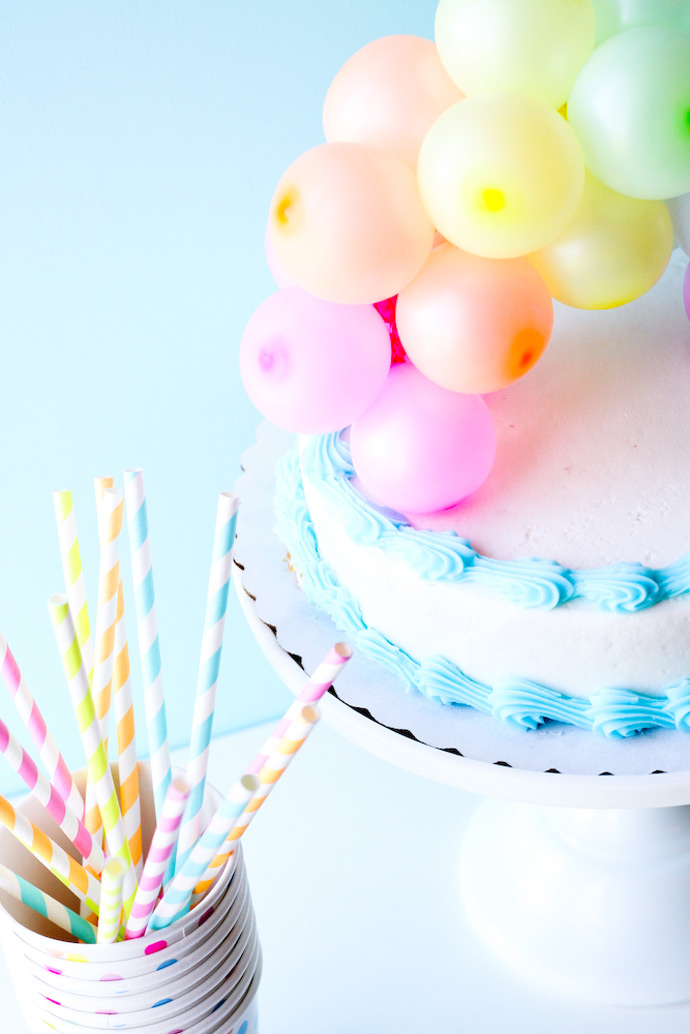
[148,773,257,932]
[0,718,104,872]
[52,490,94,689]
[97,858,126,944]
[124,777,190,939]
[48,595,137,919]
[0,632,83,819]
[0,861,97,944]
[246,642,351,775]
[123,468,172,825]
[85,476,118,840]
[191,705,319,904]
[0,795,100,915]
[111,577,142,880]
[177,492,239,872]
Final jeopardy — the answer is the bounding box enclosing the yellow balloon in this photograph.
[529,172,674,308]
[417,94,585,259]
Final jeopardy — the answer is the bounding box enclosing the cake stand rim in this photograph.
[234,561,690,810]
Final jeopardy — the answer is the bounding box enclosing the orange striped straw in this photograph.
[84,475,118,841]
[0,795,100,915]
[191,705,319,905]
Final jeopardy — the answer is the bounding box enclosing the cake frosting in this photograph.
[275,250,690,737]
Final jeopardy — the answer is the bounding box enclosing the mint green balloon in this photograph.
[568,26,690,200]
[592,0,690,45]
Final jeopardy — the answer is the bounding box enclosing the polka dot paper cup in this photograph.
[0,763,262,1032]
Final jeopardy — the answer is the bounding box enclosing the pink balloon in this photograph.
[684,261,690,322]
[349,362,496,513]
[240,287,392,434]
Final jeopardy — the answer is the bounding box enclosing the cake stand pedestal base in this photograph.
[460,799,690,1005]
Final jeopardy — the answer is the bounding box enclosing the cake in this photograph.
[240,4,690,738]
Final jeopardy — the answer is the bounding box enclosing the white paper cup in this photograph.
[0,763,261,1032]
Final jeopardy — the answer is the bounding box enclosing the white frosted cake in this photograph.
[274,251,690,737]
[240,8,690,738]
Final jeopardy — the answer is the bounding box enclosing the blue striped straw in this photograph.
[0,862,97,944]
[123,469,172,823]
[176,492,239,873]
[148,774,257,932]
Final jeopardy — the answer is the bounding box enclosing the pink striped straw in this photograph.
[124,777,190,939]
[0,718,104,872]
[246,642,351,775]
[0,631,83,819]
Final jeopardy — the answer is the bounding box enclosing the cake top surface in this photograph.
[408,249,690,569]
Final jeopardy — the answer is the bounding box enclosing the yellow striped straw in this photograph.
[97,858,126,943]
[85,476,118,841]
[0,795,100,915]
[191,705,319,904]
[52,490,94,690]
[48,595,137,920]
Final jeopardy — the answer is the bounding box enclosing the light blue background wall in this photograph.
[0,1,432,794]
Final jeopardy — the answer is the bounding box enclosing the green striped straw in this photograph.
[176,492,239,873]
[48,595,137,920]
[0,862,96,944]
[97,858,126,943]
[53,491,93,689]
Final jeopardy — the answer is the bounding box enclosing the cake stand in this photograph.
[234,423,690,1007]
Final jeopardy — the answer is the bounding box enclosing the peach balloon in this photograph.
[417,94,585,259]
[322,35,463,167]
[396,244,553,394]
[268,142,435,305]
[529,172,674,309]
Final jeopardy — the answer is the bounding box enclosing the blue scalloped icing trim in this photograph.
[276,446,690,738]
[299,431,690,614]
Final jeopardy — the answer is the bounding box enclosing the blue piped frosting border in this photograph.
[275,443,690,738]
[299,431,690,613]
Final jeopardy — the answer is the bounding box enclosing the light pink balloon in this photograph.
[240,287,391,434]
[264,220,295,288]
[349,362,496,513]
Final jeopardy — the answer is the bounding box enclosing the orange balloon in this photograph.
[268,142,435,305]
[396,244,554,393]
[323,35,463,167]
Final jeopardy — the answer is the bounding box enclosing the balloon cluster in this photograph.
[241,0,690,515]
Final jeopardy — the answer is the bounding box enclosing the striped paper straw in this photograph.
[124,777,190,939]
[53,490,94,688]
[97,858,126,944]
[246,642,351,776]
[0,632,83,819]
[123,468,172,824]
[0,718,104,872]
[0,862,96,944]
[0,796,100,915]
[191,706,319,904]
[48,596,137,919]
[111,576,142,880]
[85,476,118,841]
[148,774,257,932]
[177,492,239,872]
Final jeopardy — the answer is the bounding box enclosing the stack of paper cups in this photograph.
[0,763,260,1034]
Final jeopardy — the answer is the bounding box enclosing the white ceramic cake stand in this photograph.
[234,423,690,1008]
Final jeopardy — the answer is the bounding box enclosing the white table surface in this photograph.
[3,720,690,1033]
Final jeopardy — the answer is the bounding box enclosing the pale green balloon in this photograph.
[568,26,690,200]
[434,0,595,110]
[592,0,690,45]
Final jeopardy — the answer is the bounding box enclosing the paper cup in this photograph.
[0,763,261,1032]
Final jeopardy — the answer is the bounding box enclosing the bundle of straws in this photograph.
[0,471,352,944]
